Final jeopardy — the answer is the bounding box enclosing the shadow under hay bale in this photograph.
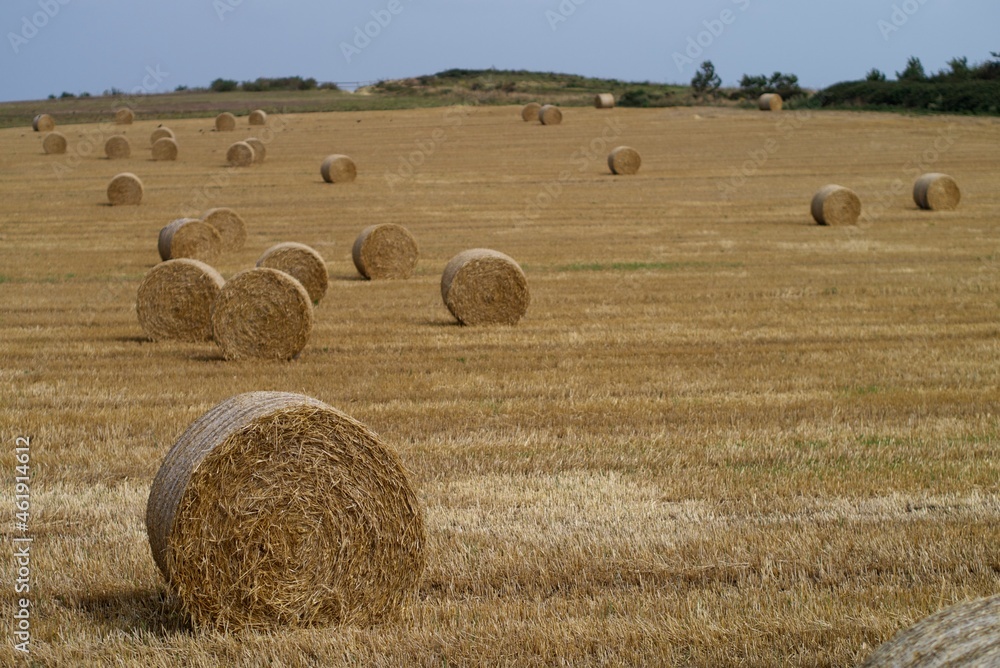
[136,259,225,342]
[441,248,530,326]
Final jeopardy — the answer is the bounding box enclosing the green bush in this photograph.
[813,80,1000,114]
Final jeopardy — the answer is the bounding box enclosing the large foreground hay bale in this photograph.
[158,218,222,263]
[539,105,563,125]
[114,107,135,125]
[152,137,179,161]
[32,114,54,132]
[913,173,961,211]
[595,93,615,109]
[860,594,1000,667]
[42,132,67,155]
[107,173,143,206]
[226,141,254,167]
[811,184,861,226]
[150,127,175,145]
[352,224,419,280]
[136,259,225,342]
[321,154,357,183]
[441,249,530,326]
[211,268,314,360]
[521,103,542,122]
[145,391,426,631]
[105,135,131,159]
[256,242,329,304]
[245,137,266,164]
[608,146,642,175]
[201,207,246,252]
[758,93,783,111]
[215,112,237,132]
[248,109,267,126]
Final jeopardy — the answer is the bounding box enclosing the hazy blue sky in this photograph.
[1,0,996,102]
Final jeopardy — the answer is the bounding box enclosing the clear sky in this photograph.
[1,0,996,102]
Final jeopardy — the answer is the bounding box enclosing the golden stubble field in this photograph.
[0,103,999,666]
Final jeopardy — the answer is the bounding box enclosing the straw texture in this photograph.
[136,259,225,342]
[107,173,143,206]
[539,105,563,125]
[913,173,961,211]
[158,218,222,263]
[595,93,615,109]
[321,154,357,183]
[352,224,419,280]
[42,132,67,155]
[248,109,267,126]
[256,242,329,305]
[758,93,783,111]
[215,112,237,132]
[608,146,642,175]
[32,114,54,132]
[105,135,131,159]
[152,137,179,161]
[521,103,542,122]
[811,185,861,226]
[150,127,175,145]
[441,249,530,326]
[114,108,135,125]
[245,138,266,164]
[201,208,247,252]
[226,142,254,167]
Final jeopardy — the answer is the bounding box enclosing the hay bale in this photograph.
[158,218,222,263]
[758,93,783,111]
[114,107,135,125]
[256,242,329,305]
[811,184,861,226]
[42,132,67,155]
[608,146,641,175]
[107,172,143,206]
[145,391,426,631]
[248,109,267,126]
[595,93,615,109]
[210,268,314,360]
[32,114,54,132]
[215,112,237,132]
[201,207,246,252]
[152,137,179,161]
[539,105,563,125]
[860,595,1000,667]
[105,135,131,159]
[352,224,419,280]
[226,141,255,167]
[521,103,542,122]
[136,259,225,342]
[441,249,530,326]
[914,173,961,211]
[321,154,357,183]
[245,137,266,164]
[150,127,175,145]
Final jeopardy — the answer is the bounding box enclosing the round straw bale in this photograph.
[860,595,1000,667]
[136,259,225,342]
[201,207,246,252]
[226,141,254,167]
[145,391,426,631]
[811,184,861,226]
[158,218,222,263]
[215,112,237,132]
[248,109,267,126]
[913,173,960,211]
[114,107,135,125]
[105,135,131,159]
[256,242,329,304]
[758,93,783,111]
[320,154,357,183]
[608,146,641,175]
[150,127,175,145]
[211,268,314,360]
[539,105,563,125]
[441,249,530,326]
[352,224,419,280]
[521,103,542,122]
[245,137,266,164]
[107,172,143,206]
[42,132,67,155]
[32,114,55,132]
[595,93,615,109]
[152,137,179,161]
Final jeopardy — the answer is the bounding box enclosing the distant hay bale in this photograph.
[758,93,783,111]
[211,268,314,360]
[595,93,615,109]
[42,132,67,155]
[158,218,222,263]
[811,184,861,226]
[860,595,1000,667]
[145,391,426,631]
[321,154,357,183]
[913,173,961,211]
[105,135,131,159]
[107,172,144,206]
[215,112,237,132]
[352,224,419,280]
[521,103,542,122]
[245,137,266,164]
[608,146,642,175]
[136,259,225,342]
[441,249,530,326]
[150,127,175,145]
[256,242,329,305]
[114,107,135,125]
[32,114,54,132]
[539,105,563,125]
[226,141,255,167]
[248,109,267,126]
[201,207,246,252]
[151,137,179,161]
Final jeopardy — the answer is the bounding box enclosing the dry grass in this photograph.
[1,105,998,667]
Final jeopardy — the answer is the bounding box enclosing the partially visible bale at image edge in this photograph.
[352,224,420,280]
[914,173,960,211]
[608,146,641,175]
[215,112,237,132]
[321,154,357,183]
[136,259,225,342]
[105,135,131,159]
[158,218,222,263]
[811,184,861,226]
[145,390,426,631]
[42,132,67,155]
[107,173,143,206]
[441,248,530,326]
[151,137,179,161]
[201,207,247,253]
[256,242,329,305]
[521,103,542,122]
